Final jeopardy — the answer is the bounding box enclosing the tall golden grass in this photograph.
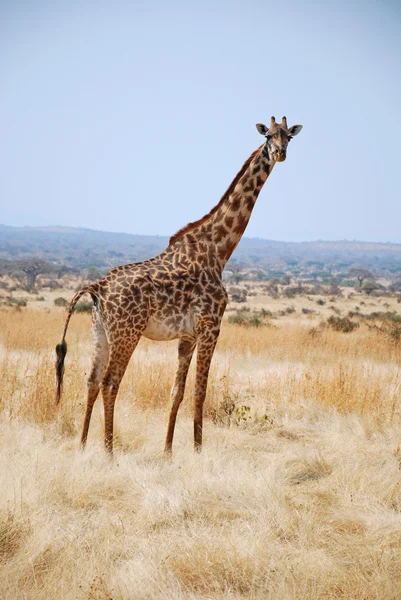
[1,308,401,599]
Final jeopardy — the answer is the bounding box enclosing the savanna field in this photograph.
[1,288,401,600]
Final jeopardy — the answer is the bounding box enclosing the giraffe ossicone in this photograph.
[55,116,303,455]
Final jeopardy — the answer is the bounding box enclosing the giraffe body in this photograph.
[55,116,302,455]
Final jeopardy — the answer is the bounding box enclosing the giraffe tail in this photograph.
[55,285,96,404]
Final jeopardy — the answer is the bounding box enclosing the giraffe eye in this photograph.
[288,136,293,142]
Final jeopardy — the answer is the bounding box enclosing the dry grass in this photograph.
[1,307,401,599]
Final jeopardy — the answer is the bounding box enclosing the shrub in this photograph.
[6,297,28,310]
[362,280,379,295]
[12,297,27,307]
[368,312,401,323]
[327,316,359,333]
[349,311,401,324]
[228,307,272,327]
[283,288,296,298]
[369,321,401,344]
[74,301,93,313]
[230,287,247,303]
[54,297,69,307]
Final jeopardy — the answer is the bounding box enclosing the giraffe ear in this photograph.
[256,123,269,136]
[288,124,303,137]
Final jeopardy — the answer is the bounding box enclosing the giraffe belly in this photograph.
[143,313,196,341]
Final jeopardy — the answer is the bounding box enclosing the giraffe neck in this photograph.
[169,143,276,271]
[209,144,275,269]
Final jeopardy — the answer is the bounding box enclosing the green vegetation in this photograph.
[326,316,359,333]
[74,301,93,313]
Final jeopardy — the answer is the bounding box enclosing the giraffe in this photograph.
[55,116,303,455]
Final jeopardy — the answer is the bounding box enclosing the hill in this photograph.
[1,224,401,277]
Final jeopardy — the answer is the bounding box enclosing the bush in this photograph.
[348,310,401,324]
[367,311,401,323]
[283,288,296,298]
[7,297,27,310]
[54,297,69,307]
[327,316,359,333]
[228,307,271,327]
[368,321,401,344]
[230,287,247,303]
[278,306,296,316]
[13,298,27,307]
[74,301,93,313]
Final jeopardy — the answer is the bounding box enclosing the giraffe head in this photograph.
[256,116,302,163]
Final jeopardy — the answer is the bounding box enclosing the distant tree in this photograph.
[348,268,375,292]
[388,280,401,293]
[253,270,268,281]
[55,264,71,279]
[226,262,246,274]
[264,277,282,298]
[13,258,55,290]
[328,283,342,297]
[228,273,244,284]
[0,260,12,278]
[362,280,379,296]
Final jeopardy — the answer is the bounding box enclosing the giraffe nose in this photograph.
[276,150,286,162]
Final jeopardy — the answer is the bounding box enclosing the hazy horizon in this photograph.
[3,221,401,247]
[1,1,401,243]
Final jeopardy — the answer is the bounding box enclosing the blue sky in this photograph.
[1,0,401,242]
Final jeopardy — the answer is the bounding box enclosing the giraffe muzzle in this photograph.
[275,151,287,163]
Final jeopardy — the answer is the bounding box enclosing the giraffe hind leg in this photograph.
[80,314,109,448]
[101,333,142,455]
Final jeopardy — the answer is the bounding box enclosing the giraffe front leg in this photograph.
[193,325,220,452]
[164,337,196,455]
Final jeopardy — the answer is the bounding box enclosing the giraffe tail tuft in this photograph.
[55,284,96,405]
[55,340,67,404]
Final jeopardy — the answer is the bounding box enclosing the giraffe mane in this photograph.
[168,144,264,246]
